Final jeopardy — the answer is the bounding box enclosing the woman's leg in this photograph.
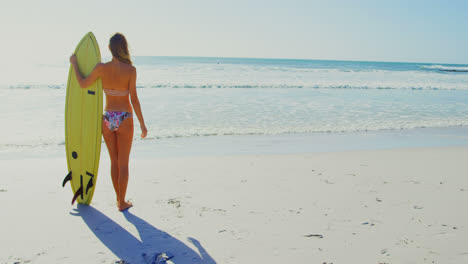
[116,116,134,211]
[102,119,120,203]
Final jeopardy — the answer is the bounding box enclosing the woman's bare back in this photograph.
[100,60,136,113]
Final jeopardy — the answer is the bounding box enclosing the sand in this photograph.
[1,146,468,264]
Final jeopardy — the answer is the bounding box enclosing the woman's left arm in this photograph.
[70,55,103,88]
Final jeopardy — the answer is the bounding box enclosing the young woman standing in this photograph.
[70,33,147,211]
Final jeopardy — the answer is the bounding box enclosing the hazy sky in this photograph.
[1,0,467,64]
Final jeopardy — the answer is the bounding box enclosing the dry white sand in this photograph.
[1,146,468,264]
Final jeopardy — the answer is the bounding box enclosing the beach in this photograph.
[2,144,468,264]
[2,57,468,263]
[1,0,468,261]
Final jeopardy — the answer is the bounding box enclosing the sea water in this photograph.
[2,57,468,157]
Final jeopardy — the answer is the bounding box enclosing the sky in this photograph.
[1,0,468,64]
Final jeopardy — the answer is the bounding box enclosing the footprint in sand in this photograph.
[321,179,334,184]
[199,207,227,217]
[168,198,181,208]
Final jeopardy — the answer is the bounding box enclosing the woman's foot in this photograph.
[118,200,133,211]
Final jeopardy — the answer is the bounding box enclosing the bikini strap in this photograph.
[103,88,130,96]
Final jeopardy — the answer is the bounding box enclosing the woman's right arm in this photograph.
[70,55,102,88]
[129,67,148,138]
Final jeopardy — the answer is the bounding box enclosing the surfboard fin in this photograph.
[71,186,83,205]
[62,171,72,187]
[86,178,94,195]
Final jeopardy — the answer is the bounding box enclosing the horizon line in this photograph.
[126,55,468,66]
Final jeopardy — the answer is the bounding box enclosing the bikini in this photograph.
[103,88,133,131]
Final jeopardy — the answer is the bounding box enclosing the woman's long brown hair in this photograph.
[109,33,132,65]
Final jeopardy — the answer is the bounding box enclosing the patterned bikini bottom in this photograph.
[103,111,133,131]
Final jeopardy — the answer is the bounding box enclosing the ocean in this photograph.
[2,56,468,157]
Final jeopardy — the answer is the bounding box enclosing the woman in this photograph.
[70,33,147,211]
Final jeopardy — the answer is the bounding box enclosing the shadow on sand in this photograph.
[71,204,216,264]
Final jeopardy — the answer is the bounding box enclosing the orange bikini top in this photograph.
[103,88,129,96]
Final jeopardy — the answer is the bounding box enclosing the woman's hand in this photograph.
[70,54,77,65]
[140,124,148,138]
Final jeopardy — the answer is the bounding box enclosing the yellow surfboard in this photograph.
[63,32,103,205]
